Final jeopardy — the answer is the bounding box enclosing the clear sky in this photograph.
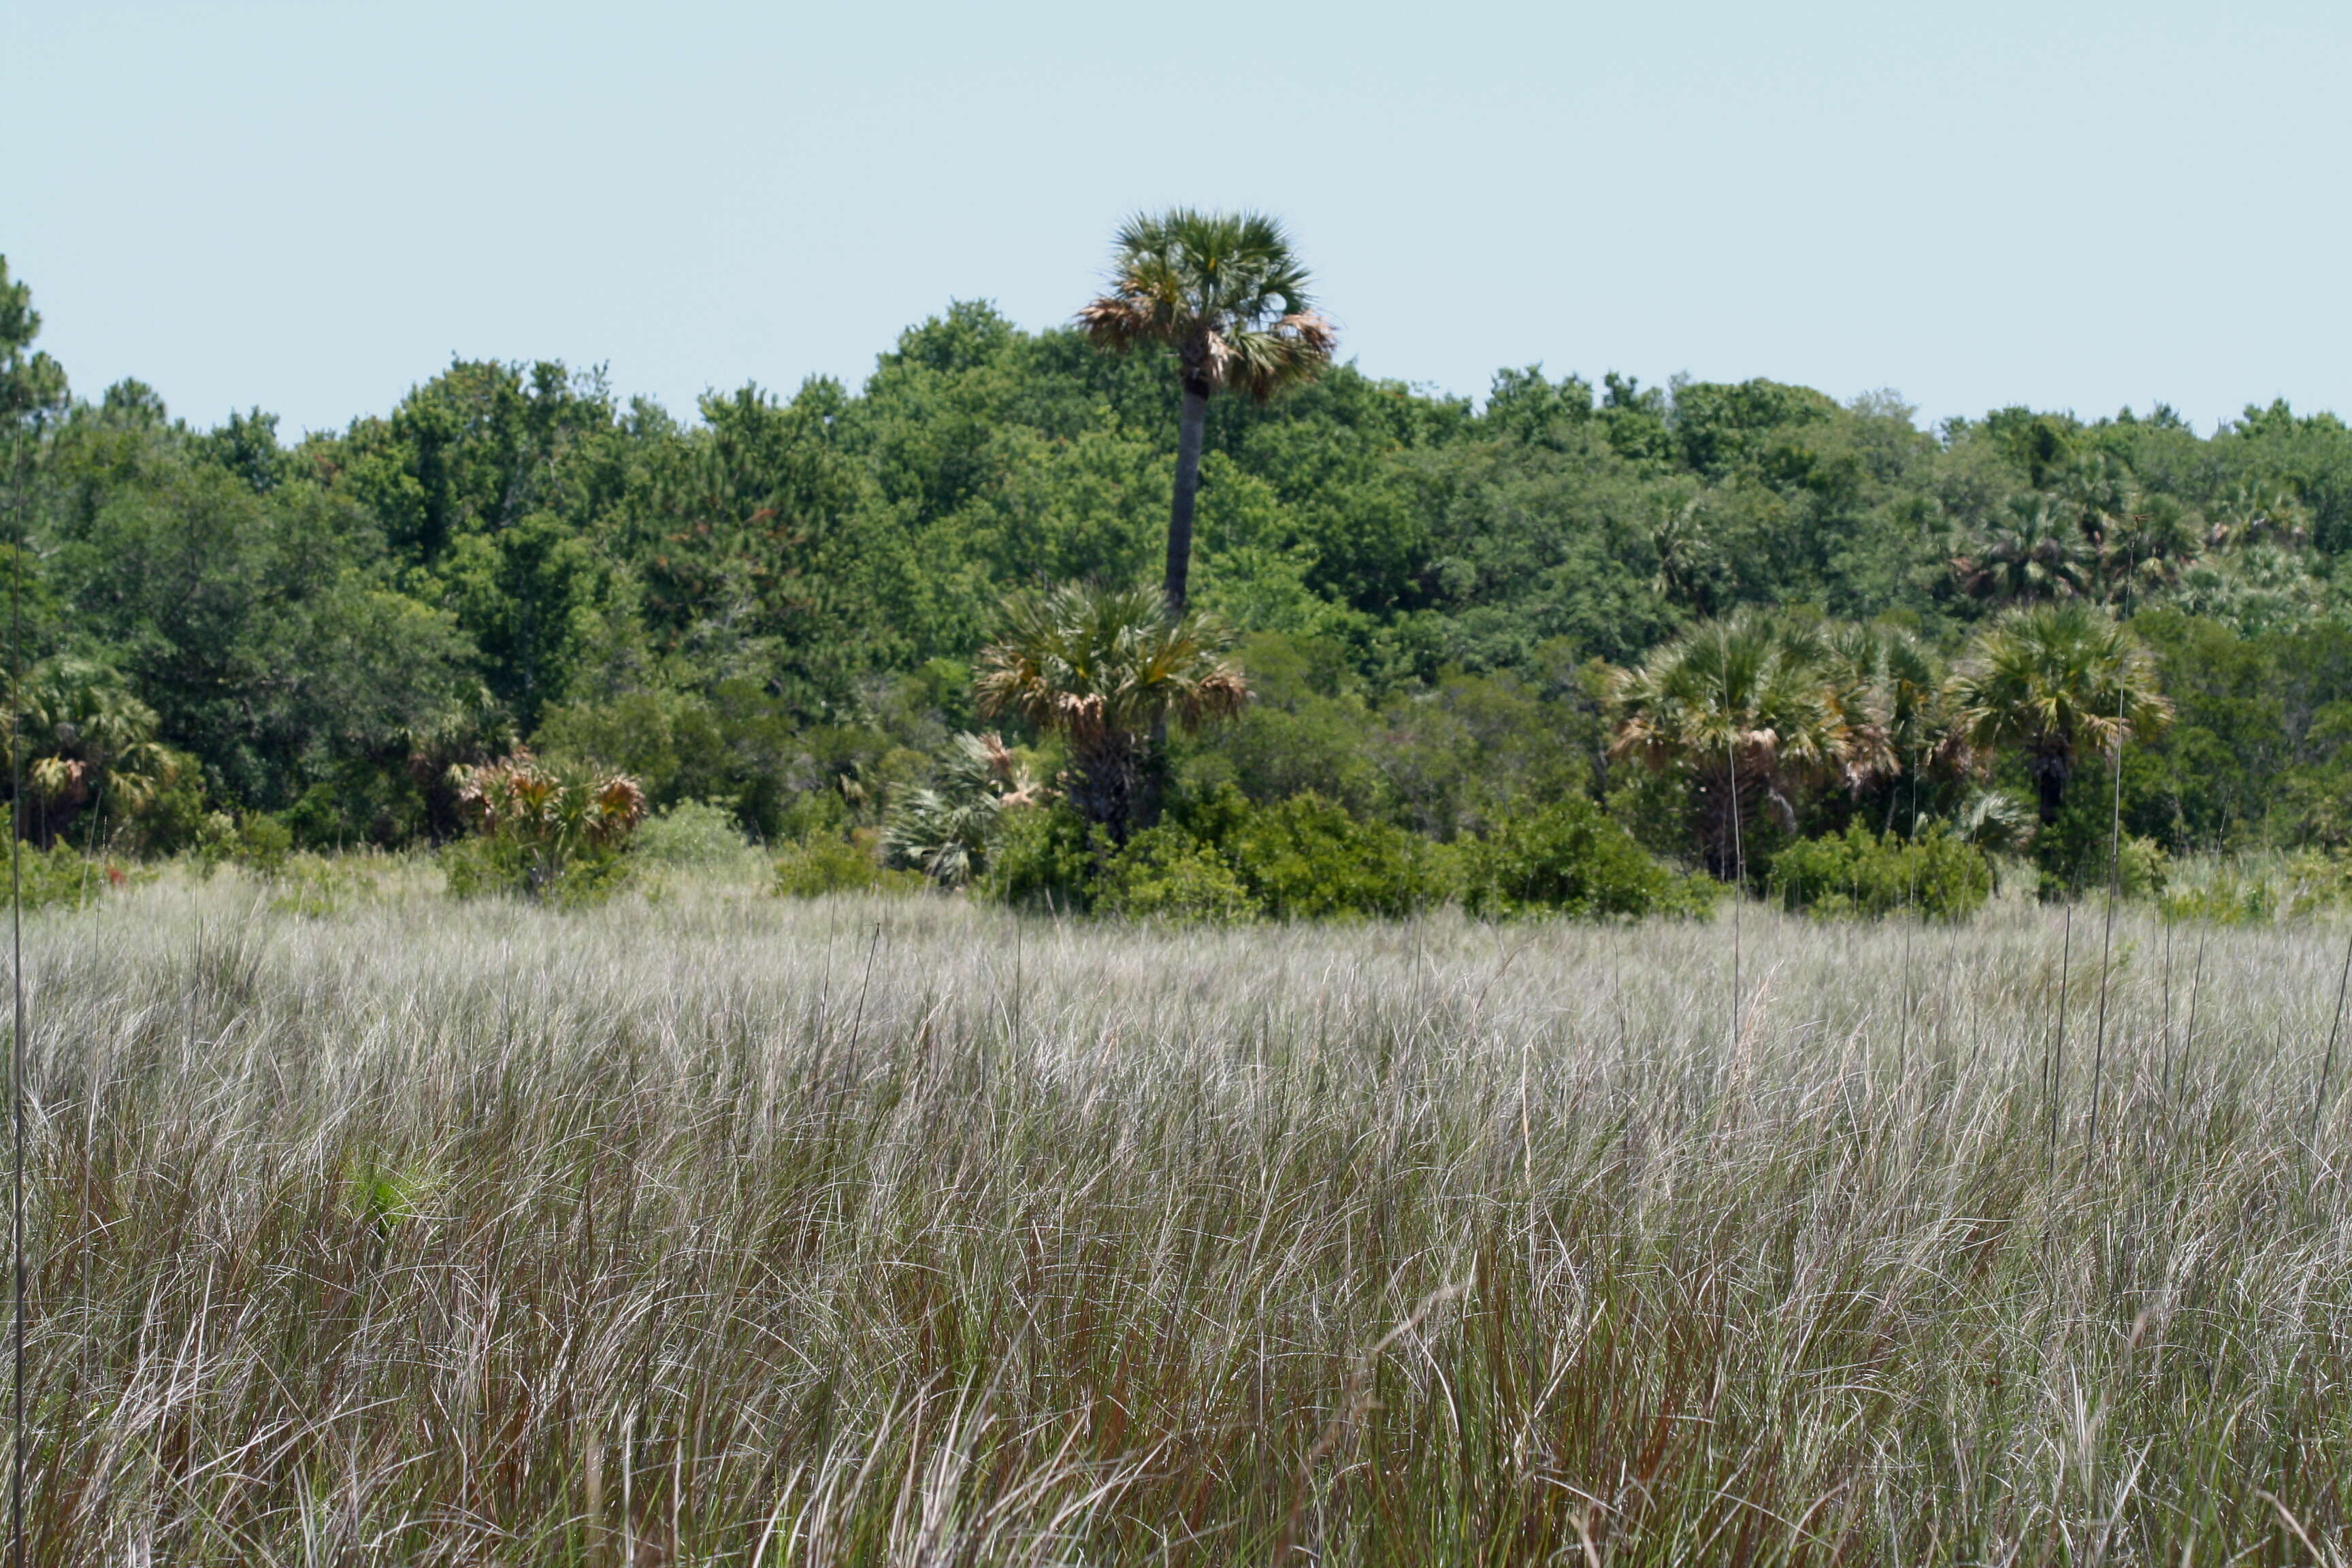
[5,0,2347,438]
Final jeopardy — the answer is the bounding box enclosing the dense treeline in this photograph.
[8,252,2352,894]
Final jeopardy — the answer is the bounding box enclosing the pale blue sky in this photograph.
[5,0,2347,437]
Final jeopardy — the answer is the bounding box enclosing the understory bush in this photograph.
[1220,792,1454,921]
[1007,788,1694,925]
[976,803,1097,913]
[1096,825,1261,923]
[1769,822,1993,921]
[634,800,760,869]
[1460,797,1712,921]
[771,831,922,898]
[2034,833,2169,902]
[204,813,293,877]
[8,842,140,912]
[985,789,1448,923]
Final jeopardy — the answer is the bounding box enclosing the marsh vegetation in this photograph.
[15,872,2352,1562]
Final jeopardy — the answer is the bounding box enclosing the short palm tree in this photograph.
[7,655,182,846]
[1952,495,2093,605]
[449,751,647,897]
[1820,622,1965,832]
[1946,602,2170,823]
[2204,481,2308,551]
[1611,612,1868,880]
[2091,489,2204,601]
[1077,210,1335,612]
[882,732,1040,887]
[975,583,1247,843]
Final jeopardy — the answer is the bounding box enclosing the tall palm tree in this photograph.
[1610,612,1869,880]
[975,583,1247,843]
[1951,495,2093,605]
[1077,210,1335,612]
[2057,457,2205,602]
[1946,602,2170,824]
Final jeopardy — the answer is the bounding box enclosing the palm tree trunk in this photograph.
[1164,379,1210,614]
[2030,751,2070,825]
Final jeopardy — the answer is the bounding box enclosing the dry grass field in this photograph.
[13,871,2352,1563]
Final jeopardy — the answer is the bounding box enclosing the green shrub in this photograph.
[236,815,295,877]
[1769,823,1993,921]
[122,764,214,857]
[772,831,921,899]
[2161,859,2279,924]
[2033,834,2168,903]
[7,842,142,913]
[439,834,621,905]
[1462,797,1712,920]
[1098,826,1262,923]
[2284,851,2352,917]
[634,800,757,869]
[1226,792,1453,921]
[975,804,1097,913]
[2029,781,2168,902]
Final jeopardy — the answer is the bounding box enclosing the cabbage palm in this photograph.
[7,655,182,846]
[975,583,1247,843]
[2204,482,2308,551]
[2062,468,2205,602]
[449,751,647,897]
[1952,495,2092,605]
[1946,602,2170,823]
[882,732,1039,887]
[1611,612,1869,880]
[2089,489,2204,600]
[1077,210,1335,611]
[1820,622,1963,833]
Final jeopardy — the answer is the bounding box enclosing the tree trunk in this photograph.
[1694,767,1741,883]
[2029,750,2070,824]
[1070,732,1148,847]
[1164,378,1210,615]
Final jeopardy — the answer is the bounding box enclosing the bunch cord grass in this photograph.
[11,872,2352,1563]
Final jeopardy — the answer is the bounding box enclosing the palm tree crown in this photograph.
[1077,210,1335,611]
[1611,612,1875,879]
[1945,601,2171,823]
[1952,495,2093,605]
[6,655,180,845]
[976,582,1247,840]
[1079,210,1335,401]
